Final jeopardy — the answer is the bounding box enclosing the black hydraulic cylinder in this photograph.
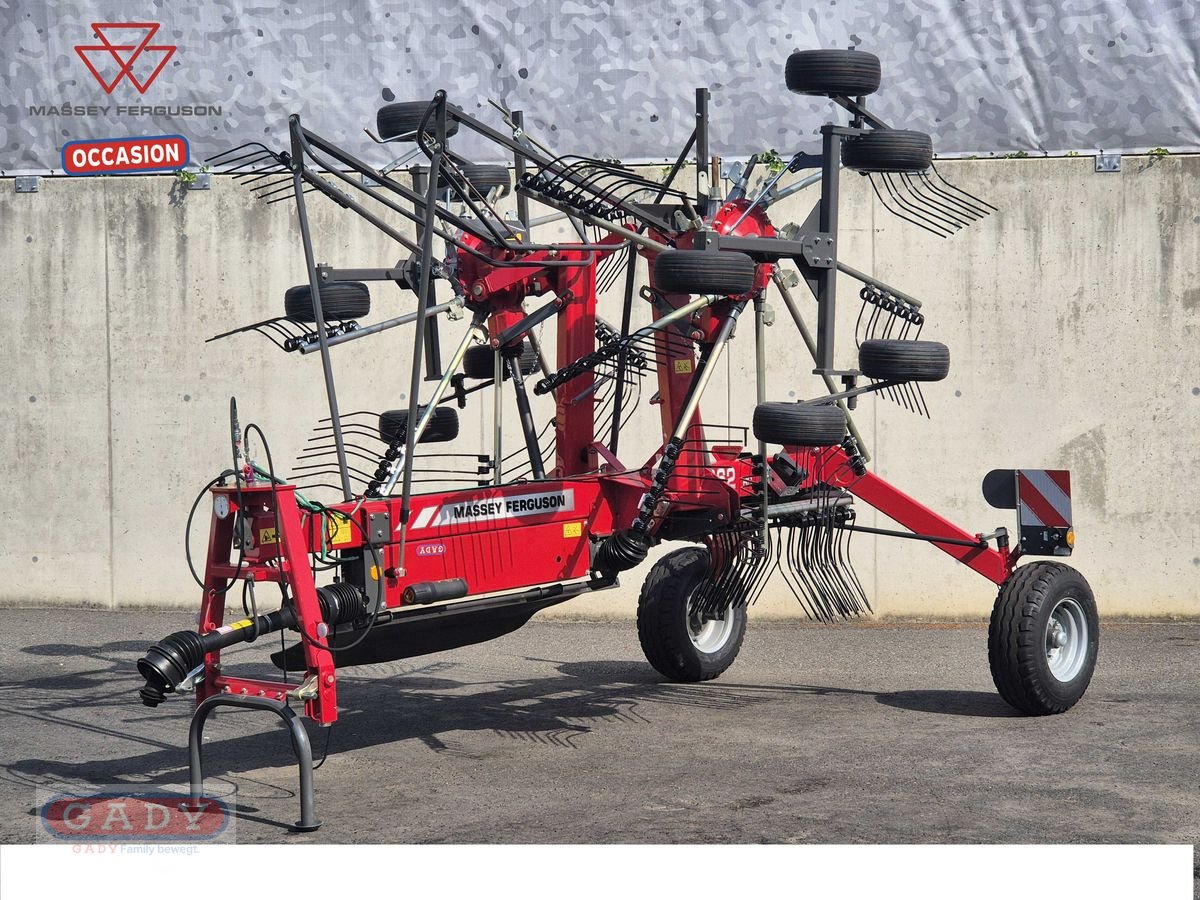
[506,353,546,479]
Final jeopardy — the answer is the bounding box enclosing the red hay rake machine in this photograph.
[137,50,1098,831]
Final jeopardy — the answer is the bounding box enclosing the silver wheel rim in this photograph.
[1045,597,1088,682]
[687,606,736,654]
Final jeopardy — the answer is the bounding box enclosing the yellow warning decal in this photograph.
[260,527,278,545]
[673,359,693,374]
[563,521,582,538]
[328,517,352,545]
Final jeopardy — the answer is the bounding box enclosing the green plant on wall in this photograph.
[758,149,787,175]
[1148,147,1170,158]
[174,165,210,186]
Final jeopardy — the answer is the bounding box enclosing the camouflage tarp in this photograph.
[3,0,1198,173]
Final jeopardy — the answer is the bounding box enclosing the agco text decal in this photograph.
[61,135,189,175]
[405,489,576,531]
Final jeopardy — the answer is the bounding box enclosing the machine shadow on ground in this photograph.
[2,636,1018,832]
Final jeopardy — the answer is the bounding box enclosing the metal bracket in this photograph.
[187,172,211,191]
[1095,154,1121,173]
[367,510,391,544]
[801,234,836,269]
[15,175,38,193]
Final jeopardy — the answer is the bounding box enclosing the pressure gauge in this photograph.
[213,494,231,520]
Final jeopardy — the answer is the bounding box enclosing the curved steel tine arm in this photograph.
[900,172,977,224]
[206,143,283,170]
[232,161,286,180]
[242,169,292,188]
[896,172,972,228]
[867,174,954,238]
[296,444,385,466]
[206,315,302,344]
[915,170,992,219]
[906,171,985,221]
[207,140,280,164]
[267,186,317,205]
[214,154,280,177]
[255,178,302,200]
[930,162,998,211]
[880,172,962,234]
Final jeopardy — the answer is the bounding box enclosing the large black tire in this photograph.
[859,339,949,382]
[461,340,539,380]
[842,129,934,173]
[785,49,882,97]
[653,250,757,296]
[637,547,747,682]
[752,402,846,446]
[378,406,460,445]
[989,562,1099,715]
[377,101,461,141]
[284,282,371,322]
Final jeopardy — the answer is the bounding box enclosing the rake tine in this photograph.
[210,151,276,172]
[923,168,995,218]
[930,163,999,212]
[246,325,289,352]
[256,180,301,200]
[267,187,316,205]
[206,141,279,165]
[881,173,963,235]
[914,382,930,419]
[900,173,975,227]
[868,174,955,239]
[911,172,988,222]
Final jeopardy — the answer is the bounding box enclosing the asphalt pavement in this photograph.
[0,608,1195,849]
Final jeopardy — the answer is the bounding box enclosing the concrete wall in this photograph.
[2,156,1197,618]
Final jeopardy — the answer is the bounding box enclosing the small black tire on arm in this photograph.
[988,562,1099,715]
[283,282,371,323]
[858,339,950,382]
[785,49,882,97]
[376,101,462,141]
[637,547,747,682]
[461,340,538,380]
[752,402,846,446]
[841,129,934,173]
[652,250,757,296]
[378,406,460,445]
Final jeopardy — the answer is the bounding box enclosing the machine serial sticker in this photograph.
[673,359,693,374]
[404,488,576,531]
[562,521,582,538]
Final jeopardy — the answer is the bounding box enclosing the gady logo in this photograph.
[74,23,176,95]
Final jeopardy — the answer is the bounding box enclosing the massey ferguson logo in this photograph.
[75,23,176,94]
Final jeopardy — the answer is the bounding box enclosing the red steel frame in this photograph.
[194,196,1017,725]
